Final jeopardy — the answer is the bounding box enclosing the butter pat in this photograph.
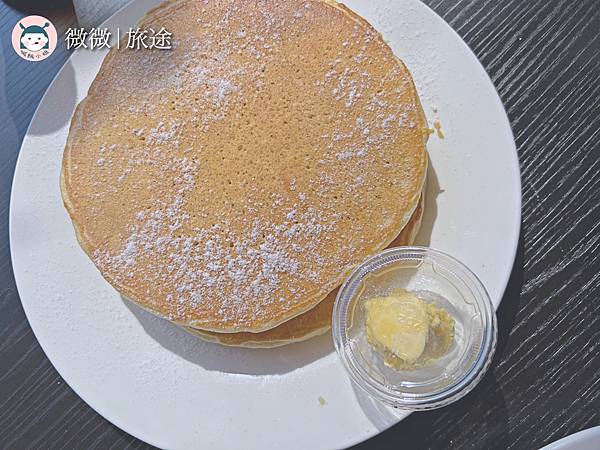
[365,289,455,370]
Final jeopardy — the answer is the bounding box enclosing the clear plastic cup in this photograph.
[332,246,497,410]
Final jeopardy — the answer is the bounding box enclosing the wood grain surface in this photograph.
[0,0,598,449]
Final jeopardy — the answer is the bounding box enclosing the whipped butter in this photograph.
[364,289,455,370]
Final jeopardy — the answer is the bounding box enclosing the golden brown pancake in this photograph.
[61,0,428,333]
[183,193,424,347]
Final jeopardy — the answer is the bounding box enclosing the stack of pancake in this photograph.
[61,0,428,347]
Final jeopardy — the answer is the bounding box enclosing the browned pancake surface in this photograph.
[62,0,428,332]
[184,192,424,347]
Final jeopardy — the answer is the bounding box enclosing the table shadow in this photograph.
[122,295,334,376]
[3,0,72,14]
[351,369,510,450]
[415,158,441,246]
[28,60,77,136]
[494,233,525,360]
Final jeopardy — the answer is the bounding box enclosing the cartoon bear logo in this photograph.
[11,15,57,61]
[19,22,50,52]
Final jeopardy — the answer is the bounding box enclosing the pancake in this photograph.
[61,0,428,333]
[183,192,424,347]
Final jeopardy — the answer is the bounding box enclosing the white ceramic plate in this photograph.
[10,1,521,448]
[539,427,600,450]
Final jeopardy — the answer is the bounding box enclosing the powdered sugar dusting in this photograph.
[93,156,341,325]
[75,0,425,329]
[147,121,180,147]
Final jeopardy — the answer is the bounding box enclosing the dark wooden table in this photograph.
[1,1,598,449]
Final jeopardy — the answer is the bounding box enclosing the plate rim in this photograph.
[9,0,522,448]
